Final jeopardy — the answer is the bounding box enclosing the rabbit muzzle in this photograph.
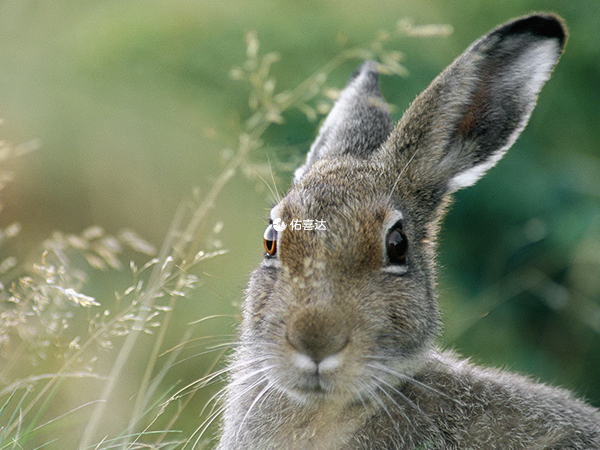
[283,306,351,395]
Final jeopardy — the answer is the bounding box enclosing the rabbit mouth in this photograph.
[292,378,330,396]
[272,349,369,406]
[285,352,341,397]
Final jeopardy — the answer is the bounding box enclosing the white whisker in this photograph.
[358,379,395,426]
[237,381,276,440]
[187,402,226,449]
[366,358,459,404]
[386,145,422,202]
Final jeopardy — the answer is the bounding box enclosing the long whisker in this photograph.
[170,343,236,369]
[357,379,395,426]
[369,374,416,419]
[227,365,276,392]
[372,371,443,436]
[386,145,422,202]
[366,358,459,404]
[237,380,276,441]
[187,401,226,449]
[193,387,230,441]
[189,364,275,448]
[199,354,272,387]
[267,153,282,204]
[161,334,237,357]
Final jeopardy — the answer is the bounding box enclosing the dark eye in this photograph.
[263,223,277,256]
[386,223,408,265]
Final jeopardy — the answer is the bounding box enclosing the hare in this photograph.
[215,14,600,450]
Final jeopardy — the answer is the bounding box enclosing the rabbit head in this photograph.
[240,14,566,408]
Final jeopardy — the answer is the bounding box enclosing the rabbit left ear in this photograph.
[294,61,393,182]
[379,14,566,197]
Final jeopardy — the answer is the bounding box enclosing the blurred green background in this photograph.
[0,0,599,446]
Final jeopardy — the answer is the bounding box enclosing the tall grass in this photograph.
[0,21,454,449]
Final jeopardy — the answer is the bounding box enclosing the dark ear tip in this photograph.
[501,13,567,49]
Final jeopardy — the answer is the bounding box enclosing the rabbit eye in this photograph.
[386,223,408,265]
[263,223,277,256]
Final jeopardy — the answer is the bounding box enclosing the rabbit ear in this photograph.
[381,14,566,197]
[294,61,393,181]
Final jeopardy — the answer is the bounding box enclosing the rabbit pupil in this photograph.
[386,225,408,265]
[263,224,277,256]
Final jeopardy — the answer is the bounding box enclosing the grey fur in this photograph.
[294,60,393,181]
[216,14,600,450]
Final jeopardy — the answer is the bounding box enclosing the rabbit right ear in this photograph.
[380,14,566,200]
[294,61,393,182]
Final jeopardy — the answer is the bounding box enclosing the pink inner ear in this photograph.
[456,82,488,137]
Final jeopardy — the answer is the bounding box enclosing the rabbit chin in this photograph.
[272,349,428,408]
[265,352,359,407]
[277,372,366,408]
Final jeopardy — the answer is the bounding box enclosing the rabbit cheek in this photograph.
[370,279,439,360]
[242,268,287,348]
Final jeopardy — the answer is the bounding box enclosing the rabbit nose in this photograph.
[286,310,350,363]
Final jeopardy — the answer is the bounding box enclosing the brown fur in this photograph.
[215,14,600,450]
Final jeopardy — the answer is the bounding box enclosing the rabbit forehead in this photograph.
[274,159,393,225]
[271,160,405,273]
